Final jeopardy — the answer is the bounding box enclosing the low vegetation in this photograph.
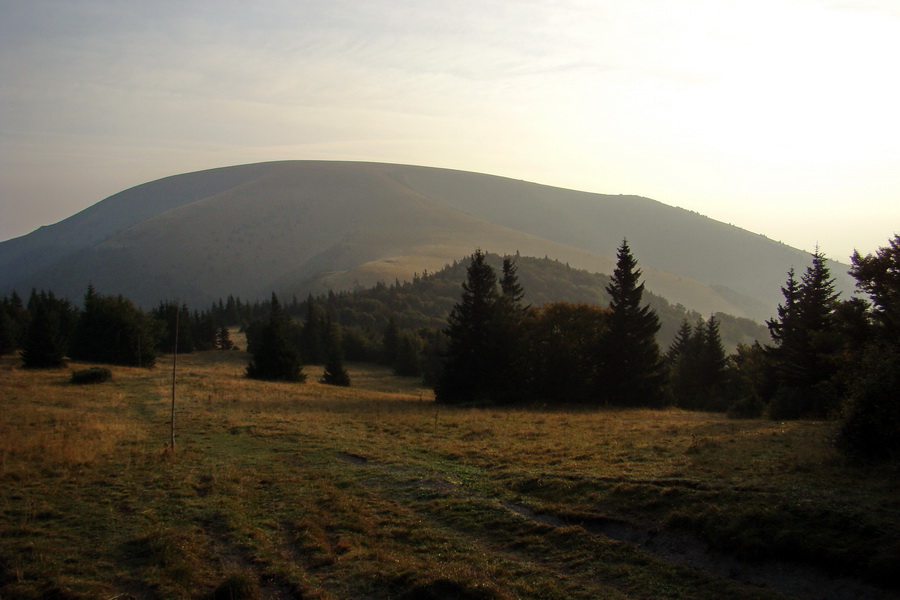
[1,348,898,599]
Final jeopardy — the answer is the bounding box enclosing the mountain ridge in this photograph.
[0,160,853,320]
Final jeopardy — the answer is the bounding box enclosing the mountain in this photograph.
[0,160,853,320]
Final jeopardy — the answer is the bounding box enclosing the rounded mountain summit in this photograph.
[0,160,850,320]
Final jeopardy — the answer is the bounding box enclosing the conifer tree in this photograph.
[1,292,28,356]
[597,239,665,406]
[666,319,695,365]
[436,249,501,404]
[70,286,162,367]
[21,290,77,369]
[216,326,234,350]
[767,250,841,417]
[246,293,306,382]
[300,294,326,364]
[701,315,727,377]
[493,255,528,403]
[320,350,351,386]
[850,234,900,341]
[500,255,525,305]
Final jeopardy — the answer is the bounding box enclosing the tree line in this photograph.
[3,235,899,461]
[433,236,900,461]
[0,286,235,369]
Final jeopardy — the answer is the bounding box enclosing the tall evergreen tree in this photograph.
[492,255,529,403]
[850,234,900,341]
[666,317,728,410]
[246,293,306,382]
[766,250,841,417]
[666,319,695,365]
[596,239,665,406]
[436,249,502,404]
[21,290,78,369]
[0,292,28,356]
[300,294,326,364]
[320,316,350,386]
[767,267,800,348]
[500,255,525,305]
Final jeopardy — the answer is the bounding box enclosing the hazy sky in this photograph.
[2,0,898,261]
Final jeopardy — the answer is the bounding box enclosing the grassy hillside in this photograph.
[0,161,851,320]
[1,348,897,599]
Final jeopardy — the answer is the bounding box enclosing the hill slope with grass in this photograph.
[2,352,897,599]
[0,161,853,319]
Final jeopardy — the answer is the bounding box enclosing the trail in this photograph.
[334,451,898,600]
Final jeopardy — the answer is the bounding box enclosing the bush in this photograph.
[71,367,112,384]
[726,393,765,419]
[837,344,900,462]
[213,571,260,600]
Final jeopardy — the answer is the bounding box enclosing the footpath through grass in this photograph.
[1,350,898,600]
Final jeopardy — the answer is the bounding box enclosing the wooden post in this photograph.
[170,305,178,453]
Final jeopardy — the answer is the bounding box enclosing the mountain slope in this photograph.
[0,161,852,319]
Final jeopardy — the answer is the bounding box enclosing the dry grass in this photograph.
[1,349,898,600]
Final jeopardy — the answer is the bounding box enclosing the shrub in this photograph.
[837,344,900,462]
[726,393,765,419]
[213,571,260,600]
[71,367,112,384]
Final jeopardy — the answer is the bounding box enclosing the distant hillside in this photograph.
[0,161,854,321]
[307,254,769,352]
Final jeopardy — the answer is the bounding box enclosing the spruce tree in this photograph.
[70,286,162,367]
[850,234,900,341]
[21,290,77,369]
[300,294,326,364]
[436,249,501,404]
[493,255,528,403]
[320,350,351,386]
[1,293,28,356]
[597,239,665,406]
[666,319,695,365]
[216,326,234,350]
[500,255,525,305]
[246,293,306,382]
[767,250,841,417]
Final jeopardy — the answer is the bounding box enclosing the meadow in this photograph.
[1,343,898,600]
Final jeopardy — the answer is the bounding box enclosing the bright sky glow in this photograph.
[2,0,898,260]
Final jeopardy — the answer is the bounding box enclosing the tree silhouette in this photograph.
[597,239,665,406]
[21,290,77,369]
[70,286,162,367]
[767,249,841,417]
[246,293,306,382]
[436,249,502,404]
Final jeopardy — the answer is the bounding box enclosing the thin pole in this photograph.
[171,305,178,453]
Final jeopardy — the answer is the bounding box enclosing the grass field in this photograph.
[1,345,898,600]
